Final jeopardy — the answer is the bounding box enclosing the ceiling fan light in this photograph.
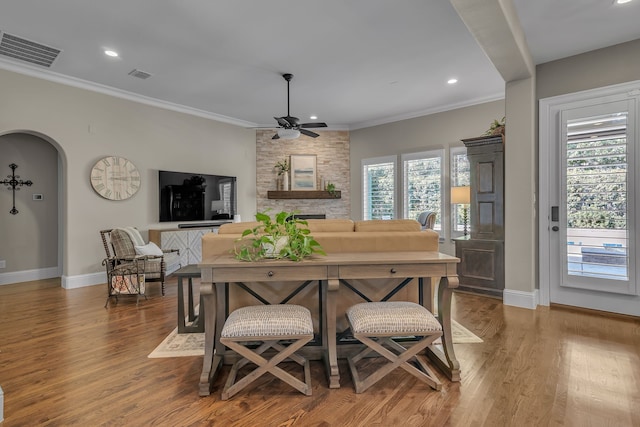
[277,128,301,139]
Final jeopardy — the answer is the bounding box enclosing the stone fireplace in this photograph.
[256,130,350,218]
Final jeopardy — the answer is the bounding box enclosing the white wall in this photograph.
[0,68,256,286]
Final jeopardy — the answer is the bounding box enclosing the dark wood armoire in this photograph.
[454,134,505,297]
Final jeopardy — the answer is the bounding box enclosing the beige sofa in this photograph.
[201,218,439,259]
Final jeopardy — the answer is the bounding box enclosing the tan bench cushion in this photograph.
[347,301,441,334]
[221,305,313,337]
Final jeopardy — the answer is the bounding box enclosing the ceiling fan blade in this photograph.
[300,128,319,138]
[300,122,328,128]
[272,133,280,140]
[284,116,299,127]
[274,116,290,128]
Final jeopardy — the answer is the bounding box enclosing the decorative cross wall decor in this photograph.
[2,163,33,215]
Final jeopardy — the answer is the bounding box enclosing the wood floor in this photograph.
[1,278,640,426]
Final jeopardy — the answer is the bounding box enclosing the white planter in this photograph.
[283,171,289,191]
[262,236,288,258]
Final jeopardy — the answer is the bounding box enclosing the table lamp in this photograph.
[451,186,471,236]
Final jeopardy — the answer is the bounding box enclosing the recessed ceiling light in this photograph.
[616,0,632,4]
[104,50,119,57]
[447,78,458,84]
[310,115,318,120]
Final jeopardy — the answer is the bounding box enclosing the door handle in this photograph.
[552,226,559,232]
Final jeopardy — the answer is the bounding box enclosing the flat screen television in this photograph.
[159,170,237,223]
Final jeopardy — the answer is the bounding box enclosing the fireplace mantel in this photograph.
[267,190,341,199]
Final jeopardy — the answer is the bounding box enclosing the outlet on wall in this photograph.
[0,260,6,269]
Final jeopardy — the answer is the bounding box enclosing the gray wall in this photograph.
[537,39,640,101]
[0,133,58,273]
[0,68,256,285]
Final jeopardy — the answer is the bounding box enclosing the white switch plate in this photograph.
[0,260,5,268]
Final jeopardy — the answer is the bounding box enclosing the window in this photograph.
[402,150,443,230]
[362,156,395,220]
[362,147,465,237]
[450,146,470,237]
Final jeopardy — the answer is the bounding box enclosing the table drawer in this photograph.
[338,263,447,279]
[211,265,327,282]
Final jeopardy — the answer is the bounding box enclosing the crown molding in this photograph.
[349,92,505,130]
[0,59,257,128]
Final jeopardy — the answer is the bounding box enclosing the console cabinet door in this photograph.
[161,229,213,265]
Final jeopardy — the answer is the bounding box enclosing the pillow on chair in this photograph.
[134,242,164,257]
[125,226,146,246]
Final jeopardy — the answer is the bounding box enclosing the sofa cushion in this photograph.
[218,222,260,234]
[354,219,421,232]
[314,230,438,252]
[303,219,354,233]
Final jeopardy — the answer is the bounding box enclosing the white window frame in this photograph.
[401,149,444,233]
[362,155,397,220]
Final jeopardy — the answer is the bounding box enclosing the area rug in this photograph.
[148,319,482,359]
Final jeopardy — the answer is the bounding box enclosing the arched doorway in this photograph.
[0,131,65,285]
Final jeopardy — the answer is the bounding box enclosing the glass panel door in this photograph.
[560,101,636,295]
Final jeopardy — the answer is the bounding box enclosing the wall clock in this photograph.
[90,156,141,200]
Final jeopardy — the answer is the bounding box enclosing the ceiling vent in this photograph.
[0,31,61,67]
[128,69,152,80]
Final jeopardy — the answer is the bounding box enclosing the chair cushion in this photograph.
[346,302,441,334]
[221,305,313,338]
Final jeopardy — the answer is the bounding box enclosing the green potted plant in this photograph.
[326,182,338,198]
[234,210,325,261]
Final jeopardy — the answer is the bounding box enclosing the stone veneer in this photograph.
[256,130,350,218]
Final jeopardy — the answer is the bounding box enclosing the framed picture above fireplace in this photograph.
[290,154,317,190]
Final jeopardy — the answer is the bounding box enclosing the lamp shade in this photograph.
[451,186,470,204]
[277,128,301,140]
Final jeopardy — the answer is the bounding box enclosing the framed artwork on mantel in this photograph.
[290,154,317,190]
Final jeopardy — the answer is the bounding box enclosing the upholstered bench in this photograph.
[220,304,314,400]
[345,301,443,393]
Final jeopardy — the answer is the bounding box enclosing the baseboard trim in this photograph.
[0,266,60,286]
[62,272,106,289]
[503,289,539,310]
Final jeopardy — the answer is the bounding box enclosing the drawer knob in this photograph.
[267,271,274,277]
[390,268,397,274]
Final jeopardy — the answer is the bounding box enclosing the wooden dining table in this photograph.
[198,251,460,396]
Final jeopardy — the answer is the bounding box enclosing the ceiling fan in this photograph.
[271,73,327,140]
